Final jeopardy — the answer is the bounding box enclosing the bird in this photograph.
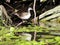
[17,7,32,20]
[14,7,33,26]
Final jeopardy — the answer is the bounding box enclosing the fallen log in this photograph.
[39,5,60,20]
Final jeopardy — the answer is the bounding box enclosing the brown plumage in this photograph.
[14,7,32,20]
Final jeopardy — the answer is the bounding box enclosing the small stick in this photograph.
[4,3,14,10]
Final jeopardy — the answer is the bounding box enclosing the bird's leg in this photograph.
[16,20,26,27]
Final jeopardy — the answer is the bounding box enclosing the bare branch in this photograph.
[33,0,37,41]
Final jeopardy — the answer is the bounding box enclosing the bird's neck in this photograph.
[28,10,31,14]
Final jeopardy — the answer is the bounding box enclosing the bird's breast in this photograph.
[20,13,31,19]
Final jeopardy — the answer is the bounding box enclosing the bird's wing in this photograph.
[21,12,28,17]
